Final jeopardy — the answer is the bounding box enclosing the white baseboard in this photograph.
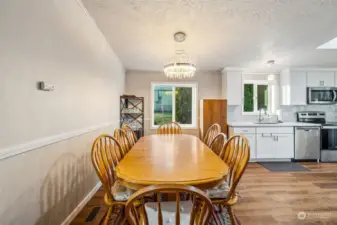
[61,182,102,225]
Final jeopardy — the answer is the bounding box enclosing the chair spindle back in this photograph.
[203,124,221,147]
[114,128,133,154]
[91,135,124,201]
[157,121,182,135]
[125,184,213,225]
[209,133,227,157]
[221,135,250,198]
[122,123,137,146]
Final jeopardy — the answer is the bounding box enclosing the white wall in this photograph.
[125,70,222,136]
[0,0,125,224]
[0,0,125,150]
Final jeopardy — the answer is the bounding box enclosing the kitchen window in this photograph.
[243,80,269,114]
[151,83,197,128]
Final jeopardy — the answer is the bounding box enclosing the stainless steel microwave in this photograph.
[307,87,337,104]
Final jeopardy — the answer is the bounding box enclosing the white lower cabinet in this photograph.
[230,126,294,161]
[256,134,275,158]
[275,134,294,158]
[256,133,294,159]
[231,127,257,161]
[245,134,257,160]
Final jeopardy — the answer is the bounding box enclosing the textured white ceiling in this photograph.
[82,0,337,71]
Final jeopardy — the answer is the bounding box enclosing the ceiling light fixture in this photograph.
[266,60,275,66]
[164,32,196,79]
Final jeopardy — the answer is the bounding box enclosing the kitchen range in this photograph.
[297,111,337,162]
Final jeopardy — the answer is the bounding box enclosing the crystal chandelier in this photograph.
[164,32,196,79]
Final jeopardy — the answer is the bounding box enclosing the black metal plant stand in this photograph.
[120,95,144,139]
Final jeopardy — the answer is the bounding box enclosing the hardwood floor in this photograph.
[235,162,337,225]
[71,163,337,225]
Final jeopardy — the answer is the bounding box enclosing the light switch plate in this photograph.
[38,81,55,91]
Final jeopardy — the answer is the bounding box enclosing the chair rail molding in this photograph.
[0,122,116,161]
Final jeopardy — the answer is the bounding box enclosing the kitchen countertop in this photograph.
[228,122,321,127]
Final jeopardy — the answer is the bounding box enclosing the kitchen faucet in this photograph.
[258,108,268,122]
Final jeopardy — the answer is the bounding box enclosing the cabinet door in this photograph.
[275,134,294,158]
[245,134,256,160]
[280,70,306,105]
[256,134,275,158]
[201,99,227,136]
[226,72,242,105]
[307,72,335,87]
[291,71,307,105]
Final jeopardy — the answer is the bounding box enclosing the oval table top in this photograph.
[116,134,229,190]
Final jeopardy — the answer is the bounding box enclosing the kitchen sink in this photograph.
[254,122,280,124]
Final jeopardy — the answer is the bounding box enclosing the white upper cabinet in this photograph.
[307,71,335,87]
[280,69,307,105]
[222,70,242,105]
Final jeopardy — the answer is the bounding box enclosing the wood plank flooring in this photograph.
[71,163,337,225]
[235,162,337,225]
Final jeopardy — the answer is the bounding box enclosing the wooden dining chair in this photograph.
[157,121,182,135]
[122,123,137,146]
[203,123,221,147]
[91,134,134,225]
[206,135,250,225]
[209,133,227,157]
[125,184,213,225]
[114,128,133,155]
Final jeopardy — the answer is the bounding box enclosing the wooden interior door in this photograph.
[201,99,227,138]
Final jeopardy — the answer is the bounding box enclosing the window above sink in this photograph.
[242,80,269,115]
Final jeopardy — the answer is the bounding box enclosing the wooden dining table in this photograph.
[116,134,229,190]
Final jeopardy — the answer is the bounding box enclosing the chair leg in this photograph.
[119,204,127,225]
[121,217,127,225]
[212,210,221,225]
[104,207,113,225]
[227,206,237,225]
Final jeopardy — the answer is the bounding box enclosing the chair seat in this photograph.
[111,181,135,201]
[205,181,230,199]
[144,201,193,224]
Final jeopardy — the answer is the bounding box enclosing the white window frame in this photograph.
[242,80,269,115]
[151,82,197,129]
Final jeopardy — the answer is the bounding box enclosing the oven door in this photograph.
[321,126,337,150]
[307,87,337,104]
